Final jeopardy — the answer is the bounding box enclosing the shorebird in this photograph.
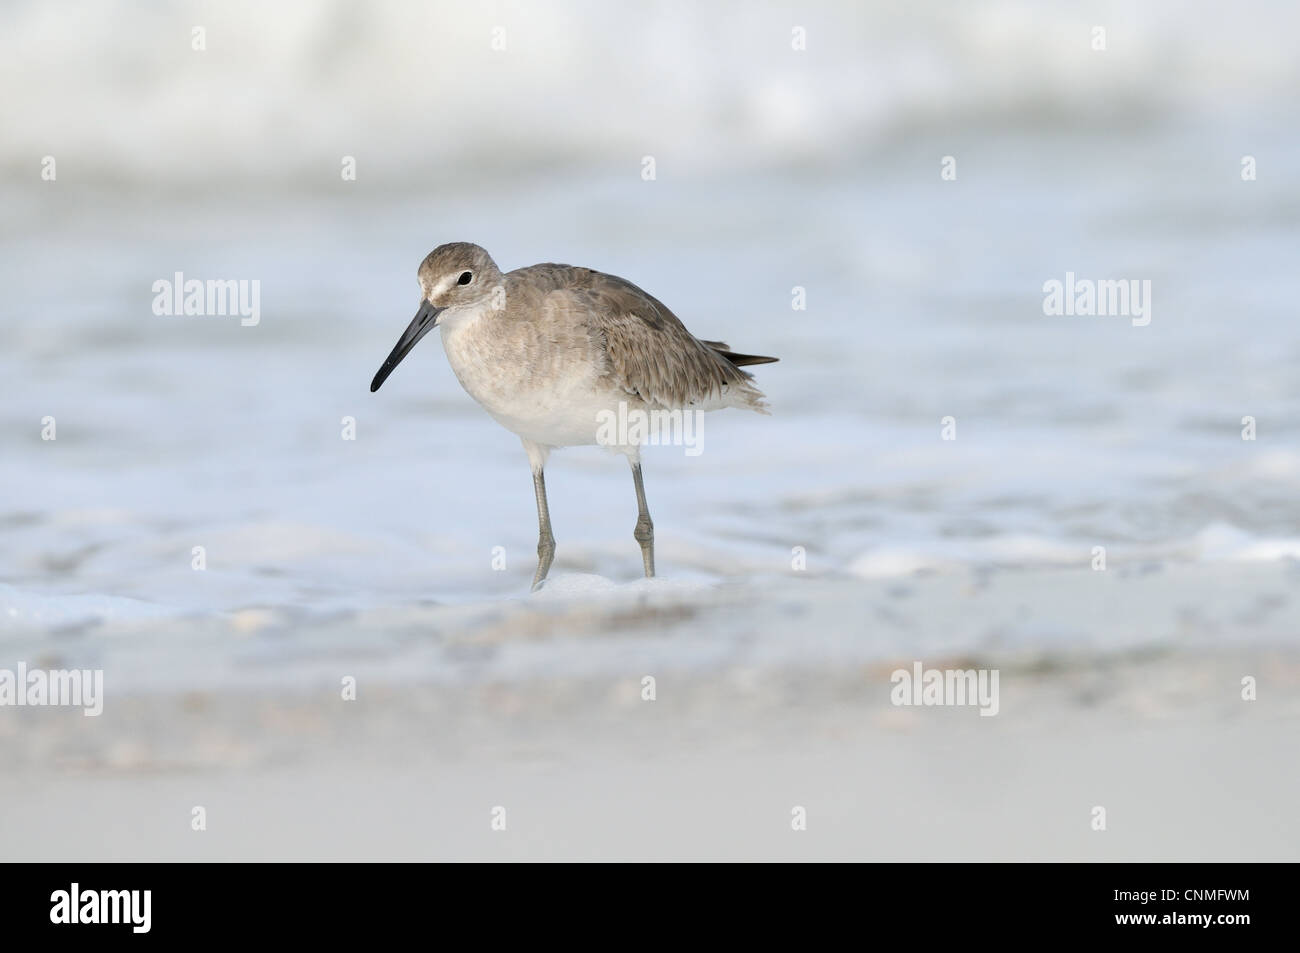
[370,243,777,590]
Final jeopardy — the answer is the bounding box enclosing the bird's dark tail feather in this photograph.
[701,340,779,367]
[719,351,779,367]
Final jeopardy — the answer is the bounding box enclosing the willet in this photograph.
[370,243,777,590]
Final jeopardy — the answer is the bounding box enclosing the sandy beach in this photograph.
[3,563,1296,861]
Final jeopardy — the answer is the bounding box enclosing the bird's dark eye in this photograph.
[457,271,473,285]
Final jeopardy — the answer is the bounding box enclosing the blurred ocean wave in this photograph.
[1,0,1298,187]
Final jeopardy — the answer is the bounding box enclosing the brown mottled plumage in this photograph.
[507,263,773,411]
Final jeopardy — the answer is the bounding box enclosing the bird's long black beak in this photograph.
[370,301,445,392]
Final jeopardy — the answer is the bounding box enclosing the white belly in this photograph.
[486,389,628,447]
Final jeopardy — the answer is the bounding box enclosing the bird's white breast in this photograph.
[438,302,628,448]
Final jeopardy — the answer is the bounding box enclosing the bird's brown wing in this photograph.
[521,265,772,409]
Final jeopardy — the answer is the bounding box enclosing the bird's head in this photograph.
[371,242,503,392]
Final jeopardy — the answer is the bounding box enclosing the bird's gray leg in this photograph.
[531,466,556,591]
[630,460,655,578]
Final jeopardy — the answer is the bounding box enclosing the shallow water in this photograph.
[2,1,1298,679]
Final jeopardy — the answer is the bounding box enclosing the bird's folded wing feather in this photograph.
[528,267,756,408]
